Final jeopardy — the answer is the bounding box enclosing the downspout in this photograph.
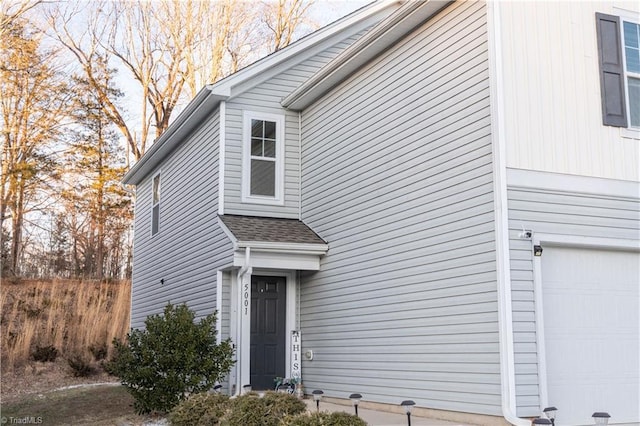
[298,111,302,220]
[487,2,530,425]
[233,247,251,396]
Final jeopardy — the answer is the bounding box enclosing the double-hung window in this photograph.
[623,20,639,128]
[596,12,640,129]
[242,111,284,204]
[151,172,161,236]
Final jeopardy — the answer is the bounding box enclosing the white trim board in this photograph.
[507,168,640,199]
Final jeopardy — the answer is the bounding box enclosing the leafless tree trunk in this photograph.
[1,16,68,276]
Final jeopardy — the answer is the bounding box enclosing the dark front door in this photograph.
[250,275,286,390]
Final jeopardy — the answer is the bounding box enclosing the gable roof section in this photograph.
[219,214,326,246]
[282,0,452,111]
[122,0,401,186]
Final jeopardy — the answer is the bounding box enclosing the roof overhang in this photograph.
[282,0,452,111]
[218,216,328,271]
[122,88,228,185]
[207,0,402,101]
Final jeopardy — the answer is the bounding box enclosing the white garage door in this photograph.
[542,246,639,425]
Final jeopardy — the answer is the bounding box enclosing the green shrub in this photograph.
[67,354,98,377]
[106,303,234,414]
[282,411,368,426]
[169,392,229,426]
[31,345,58,362]
[221,391,306,426]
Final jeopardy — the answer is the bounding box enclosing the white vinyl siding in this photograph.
[500,1,640,181]
[506,170,640,417]
[300,2,500,416]
[130,111,234,329]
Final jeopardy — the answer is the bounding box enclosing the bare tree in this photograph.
[262,0,315,51]
[48,2,144,161]
[0,17,69,276]
[1,0,43,39]
[48,0,317,163]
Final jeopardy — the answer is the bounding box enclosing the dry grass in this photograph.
[1,383,153,425]
[0,279,131,373]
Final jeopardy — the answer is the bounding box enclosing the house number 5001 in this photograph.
[244,282,249,315]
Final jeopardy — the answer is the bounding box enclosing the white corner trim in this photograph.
[218,101,226,215]
[531,233,640,411]
[241,111,285,206]
[487,2,529,425]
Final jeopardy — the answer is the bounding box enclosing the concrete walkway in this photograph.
[303,399,473,426]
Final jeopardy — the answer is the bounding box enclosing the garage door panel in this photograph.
[541,246,639,425]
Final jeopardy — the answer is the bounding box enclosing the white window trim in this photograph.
[242,111,285,206]
[150,170,161,237]
[616,7,640,131]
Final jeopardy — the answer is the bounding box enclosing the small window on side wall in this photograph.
[242,112,284,204]
[151,173,161,236]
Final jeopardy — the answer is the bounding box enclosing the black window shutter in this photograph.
[596,13,628,127]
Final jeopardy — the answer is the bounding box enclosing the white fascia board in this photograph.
[282,0,452,111]
[237,240,328,255]
[233,250,322,271]
[122,89,228,185]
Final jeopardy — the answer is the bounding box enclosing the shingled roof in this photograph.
[219,215,326,245]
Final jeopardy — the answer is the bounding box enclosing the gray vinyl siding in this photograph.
[507,179,640,417]
[299,2,500,416]
[130,111,234,329]
[223,30,370,219]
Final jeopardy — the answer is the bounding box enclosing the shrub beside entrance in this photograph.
[106,303,234,414]
[169,391,367,426]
